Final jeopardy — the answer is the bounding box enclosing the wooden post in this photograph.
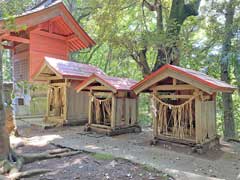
[88,91,93,125]
[136,96,139,125]
[111,94,116,130]
[173,78,177,85]
[46,83,50,117]
[152,91,158,138]
[63,79,68,122]
[125,98,130,126]
[195,89,202,144]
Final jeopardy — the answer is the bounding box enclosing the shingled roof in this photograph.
[33,57,105,81]
[132,64,236,94]
[76,74,138,93]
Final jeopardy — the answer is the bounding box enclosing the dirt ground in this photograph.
[10,125,172,180]
[16,144,171,180]
[12,120,240,180]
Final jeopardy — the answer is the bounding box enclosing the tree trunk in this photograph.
[221,0,236,139]
[143,0,201,73]
[0,49,10,160]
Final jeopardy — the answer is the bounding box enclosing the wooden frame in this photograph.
[81,79,141,136]
[142,76,219,149]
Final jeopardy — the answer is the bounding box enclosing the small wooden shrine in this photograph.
[33,57,105,125]
[132,64,236,147]
[76,74,141,135]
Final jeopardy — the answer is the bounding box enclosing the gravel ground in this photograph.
[12,120,240,180]
[15,144,172,180]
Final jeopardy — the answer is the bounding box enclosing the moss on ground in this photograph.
[91,153,115,160]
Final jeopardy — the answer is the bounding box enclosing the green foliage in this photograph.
[65,0,240,135]
[0,0,238,136]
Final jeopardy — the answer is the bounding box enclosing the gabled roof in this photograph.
[33,57,105,81]
[132,64,236,94]
[0,0,95,50]
[76,74,138,93]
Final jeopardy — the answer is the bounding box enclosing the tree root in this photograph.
[227,138,240,143]
[8,169,51,180]
[21,148,81,164]
[0,148,82,180]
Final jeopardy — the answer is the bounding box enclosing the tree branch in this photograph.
[143,0,156,11]
[183,0,201,20]
[131,48,151,77]
[85,44,102,64]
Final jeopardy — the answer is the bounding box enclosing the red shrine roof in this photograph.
[0,0,95,51]
[45,57,105,79]
[76,74,138,92]
[33,57,105,81]
[132,64,236,93]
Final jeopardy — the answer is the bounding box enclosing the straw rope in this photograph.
[152,93,199,139]
[90,94,112,125]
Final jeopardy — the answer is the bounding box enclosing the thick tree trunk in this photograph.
[142,0,201,73]
[233,55,240,91]
[221,0,236,139]
[0,50,10,160]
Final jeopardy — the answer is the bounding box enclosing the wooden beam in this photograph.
[93,92,113,97]
[32,29,67,41]
[2,45,15,50]
[49,82,66,87]
[91,124,111,129]
[158,95,193,99]
[150,84,195,91]
[38,75,61,80]
[2,35,29,44]
[67,34,77,41]
[173,78,177,85]
[87,86,110,91]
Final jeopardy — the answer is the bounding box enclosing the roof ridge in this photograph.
[30,0,60,10]
[171,65,235,85]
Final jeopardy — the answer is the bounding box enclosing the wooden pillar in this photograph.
[63,79,68,122]
[125,98,130,126]
[136,96,139,125]
[111,94,116,130]
[152,93,158,138]
[195,89,203,144]
[88,92,93,125]
[152,90,159,138]
[46,84,50,117]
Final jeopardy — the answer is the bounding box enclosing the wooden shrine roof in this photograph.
[33,57,105,81]
[132,64,236,94]
[76,74,138,93]
[0,0,95,51]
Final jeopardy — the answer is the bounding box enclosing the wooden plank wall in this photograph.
[13,44,29,81]
[67,87,89,123]
[195,100,217,144]
[115,98,137,128]
[29,32,68,80]
[205,101,217,139]
[116,98,123,127]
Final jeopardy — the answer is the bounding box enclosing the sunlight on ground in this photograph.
[10,134,63,147]
[84,144,102,150]
[165,168,219,180]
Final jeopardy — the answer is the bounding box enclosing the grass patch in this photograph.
[91,153,115,160]
[142,164,158,172]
